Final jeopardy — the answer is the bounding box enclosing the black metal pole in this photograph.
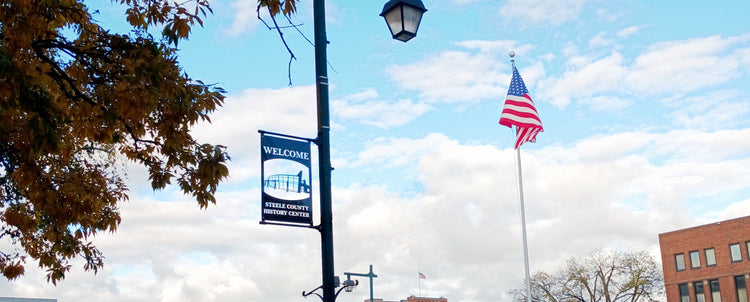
[313,1,335,302]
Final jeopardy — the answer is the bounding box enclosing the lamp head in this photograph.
[342,279,358,292]
[380,0,427,42]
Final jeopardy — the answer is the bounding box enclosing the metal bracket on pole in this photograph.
[258,129,316,144]
[303,285,324,301]
[258,221,317,229]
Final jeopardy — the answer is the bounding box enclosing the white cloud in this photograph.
[617,25,646,38]
[388,33,747,111]
[539,34,750,111]
[669,90,750,130]
[223,0,262,36]
[499,0,589,26]
[386,50,507,103]
[717,199,750,221]
[385,41,536,104]
[332,89,434,128]
[578,95,632,111]
[221,0,330,36]
[112,86,320,198]
[339,128,750,298]
[381,36,712,112]
[456,40,534,55]
[589,32,613,48]
[449,0,482,4]
[191,86,318,183]
[739,47,750,67]
[626,35,743,96]
[651,128,750,163]
[350,133,456,168]
[540,52,627,108]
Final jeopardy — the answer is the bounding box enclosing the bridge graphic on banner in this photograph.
[264,171,312,194]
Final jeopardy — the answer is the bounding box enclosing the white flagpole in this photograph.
[418,271,422,297]
[514,144,533,302]
[509,54,533,302]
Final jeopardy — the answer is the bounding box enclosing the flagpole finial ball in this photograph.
[509,51,515,58]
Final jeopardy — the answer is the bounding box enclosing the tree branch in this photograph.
[258,3,296,86]
[31,40,97,106]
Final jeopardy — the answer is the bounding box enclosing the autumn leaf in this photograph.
[260,0,298,17]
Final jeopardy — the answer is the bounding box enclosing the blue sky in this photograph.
[3,1,750,302]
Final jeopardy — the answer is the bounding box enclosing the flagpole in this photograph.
[509,53,533,302]
[514,142,533,302]
[418,270,422,297]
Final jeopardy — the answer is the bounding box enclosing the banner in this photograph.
[260,134,313,225]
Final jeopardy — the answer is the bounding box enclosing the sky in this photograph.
[3,0,750,301]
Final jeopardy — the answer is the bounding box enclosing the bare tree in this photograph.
[512,249,664,302]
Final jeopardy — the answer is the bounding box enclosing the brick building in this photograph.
[659,216,750,302]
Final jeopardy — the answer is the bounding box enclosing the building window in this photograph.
[736,275,748,302]
[695,281,706,302]
[676,253,687,271]
[711,279,722,302]
[680,283,691,302]
[706,248,717,266]
[746,241,750,261]
[731,243,743,262]
[690,250,701,269]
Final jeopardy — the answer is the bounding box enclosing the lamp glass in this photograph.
[382,2,425,42]
[400,4,423,38]
[383,7,403,38]
[343,279,357,292]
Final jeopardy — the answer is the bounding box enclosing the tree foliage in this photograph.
[512,249,664,302]
[259,0,298,17]
[0,0,252,283]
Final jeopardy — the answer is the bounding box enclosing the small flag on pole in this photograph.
[499,65,543,149]
[419,272,426,279]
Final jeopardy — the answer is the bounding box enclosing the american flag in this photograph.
[419,272,426,279]
[499,65,543,149]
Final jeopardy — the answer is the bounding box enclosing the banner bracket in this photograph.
[258,129,316,143]
[259,221,317,229]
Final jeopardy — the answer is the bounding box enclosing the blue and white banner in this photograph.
[260,134,313,225]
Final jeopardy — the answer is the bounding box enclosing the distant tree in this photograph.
[0,0,296,283]
[512,249,664,302]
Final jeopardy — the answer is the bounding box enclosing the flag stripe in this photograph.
[502,105,540,118]
[504,94,535,107]
[503,96,540,115]
[500,113,541,128]
[515,128,541,149]
[500,103,542,127]
[501,105,541,120]
[502,104,539,116]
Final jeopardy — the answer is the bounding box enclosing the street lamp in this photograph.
[342,278,358,293]
[312,0,425,301]
[380,0,428,42]
[344,265,378,302]
[303,277,360,301]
